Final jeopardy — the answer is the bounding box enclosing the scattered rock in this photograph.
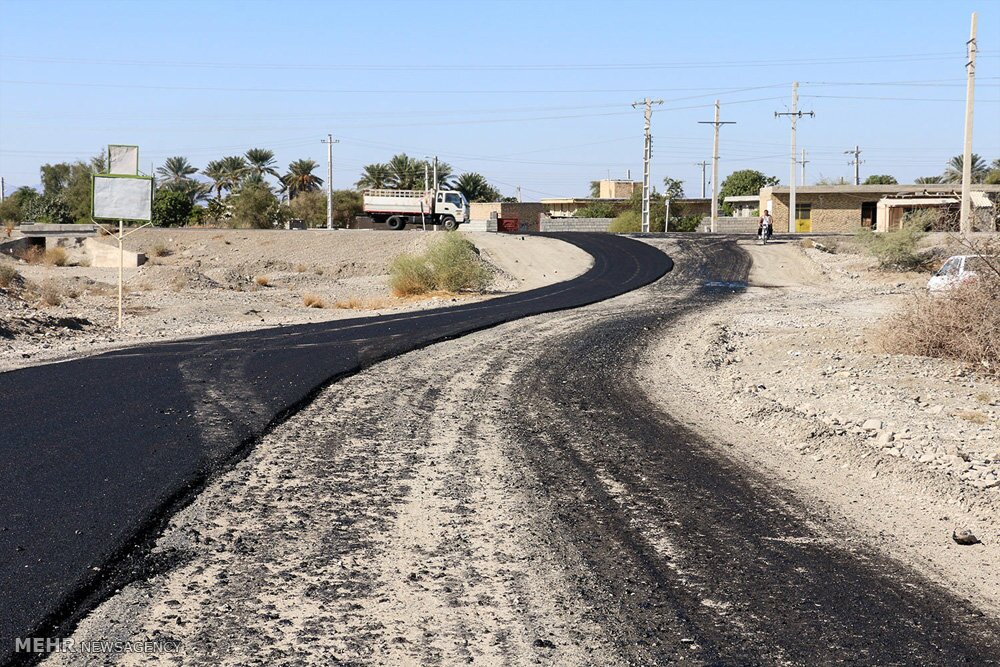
[862,419,883,431]
[952,529,981,546]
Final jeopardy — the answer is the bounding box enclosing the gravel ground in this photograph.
[44,236,1000,666]
[0,229,590,372]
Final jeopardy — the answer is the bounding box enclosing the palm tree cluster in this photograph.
[155,148,326,206]
[356,153,454,190]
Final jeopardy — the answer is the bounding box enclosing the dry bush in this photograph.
[856,220,927,271]
[955,409,989,425]
[882,278,1000,375]
[43,247,68,267]
[302,293,325,308]
[254,275,270,287]
[4,221,14,238]
[314,268,324,276]
[18,246,44,264]
[0,263,20,288]
[149,241,171,257]
[334,297,394,310]
[294,263,308,273]
[389,233,490,296]
[39,282,62,306]
[335,297,364,309]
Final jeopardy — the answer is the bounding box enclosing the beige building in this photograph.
[469,201,547,229]
[598,179,641,199]
[758,184,1000,233]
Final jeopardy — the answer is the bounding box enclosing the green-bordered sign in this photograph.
[92,174,153,221]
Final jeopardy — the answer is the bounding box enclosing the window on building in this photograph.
[795,203,811,220]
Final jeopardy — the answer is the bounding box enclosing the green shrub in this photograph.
[389,232,490,296]
[669,215,702,233]
[152,189,193,227]
[856,218,926,270]
[608,210,641,233]
[574,201,621,218]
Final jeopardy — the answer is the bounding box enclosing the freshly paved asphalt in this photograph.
[0,233,671,664]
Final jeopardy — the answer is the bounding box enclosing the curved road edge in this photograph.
[0,233,671,665]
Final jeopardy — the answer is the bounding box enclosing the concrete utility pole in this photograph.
[845,145,863,185]
[695,161,709,198]
[322,134,339,229]
[799,149,809,183]
[516,186,522,203]
[699,100,736,233]
[424,162,429,192]
[960,11,978,235]
[433,156,438,191]
[775,82,814,233]
[632,97,663,233]
[0,176,5,203]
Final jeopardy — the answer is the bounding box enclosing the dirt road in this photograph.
[47,237,1000,666]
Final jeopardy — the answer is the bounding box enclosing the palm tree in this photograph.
[453,172,501,202]
[356,163,392,190]
[160,178,211,205]
[203,160,227,200]
[386,154,423,189]
[915,175,943,184]
[238,172,272,192]
[943,153,987,183]
[282,159,323,200]
[220,155,249,193]
[244,148,279,180]
[156,156,198,185]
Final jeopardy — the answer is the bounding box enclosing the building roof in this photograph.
[723,195,759,203]
[765,184,1000,195]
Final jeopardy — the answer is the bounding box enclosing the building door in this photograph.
[861,202,877,229]
[795,203,812,233]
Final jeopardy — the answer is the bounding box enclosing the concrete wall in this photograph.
[538,216,613,232]
[84,238,147,267]
[598,180,640,199]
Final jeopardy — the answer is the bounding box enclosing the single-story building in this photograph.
[539,197,629,218]
[723,195,759,218]
[758,184,1000,233]
[469,201,547,228]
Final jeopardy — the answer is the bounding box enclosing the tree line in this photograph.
[0,150,512,229]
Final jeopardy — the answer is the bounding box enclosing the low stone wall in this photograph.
[538,216,613,232]
[698,217,760,234]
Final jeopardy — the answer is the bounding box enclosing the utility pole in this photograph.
[775,82,814,233]
[321,134,339,229]
[799,149,809,183]
[632,97,663,233]
[695,161,709,198]
[0,176,4,203]
[516,186,522,203]
[433,156,438,191]
[424,162,429,192]
[699,100,736,233]
[960,11,978,235]
[845,145,863,185]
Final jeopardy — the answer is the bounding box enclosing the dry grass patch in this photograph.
[294,263,308,273]
[955,410,989,425]
[149,241,171,257]
[39,282,62,307]
[302,293,325,308]
[0,263,20,288]
[975,392,993,405]
[254,275,270,287]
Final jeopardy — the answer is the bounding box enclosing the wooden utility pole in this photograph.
[775,82,814,233]
[699,100,735,233]
[632,97,663,233]
[960,11,978,235]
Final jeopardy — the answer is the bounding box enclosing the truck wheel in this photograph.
[441,216,457,231]
[386,216,406,231]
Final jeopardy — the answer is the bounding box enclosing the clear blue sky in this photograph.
[1,0,998,199]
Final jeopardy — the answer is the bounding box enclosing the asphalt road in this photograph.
[507,237,1000,664]
[0,233,672,665]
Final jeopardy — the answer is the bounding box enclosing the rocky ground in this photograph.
[0,229,590,372]
[42,235,1000,666]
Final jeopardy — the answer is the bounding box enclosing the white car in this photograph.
[927,255,993,292]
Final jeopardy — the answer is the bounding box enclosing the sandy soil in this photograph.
[0,229,591,372]
[640,237,1000,616]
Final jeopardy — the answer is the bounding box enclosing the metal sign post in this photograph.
[92,144,153,330]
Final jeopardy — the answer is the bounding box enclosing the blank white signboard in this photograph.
[93,176,152,221]
[109,145,139,175]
